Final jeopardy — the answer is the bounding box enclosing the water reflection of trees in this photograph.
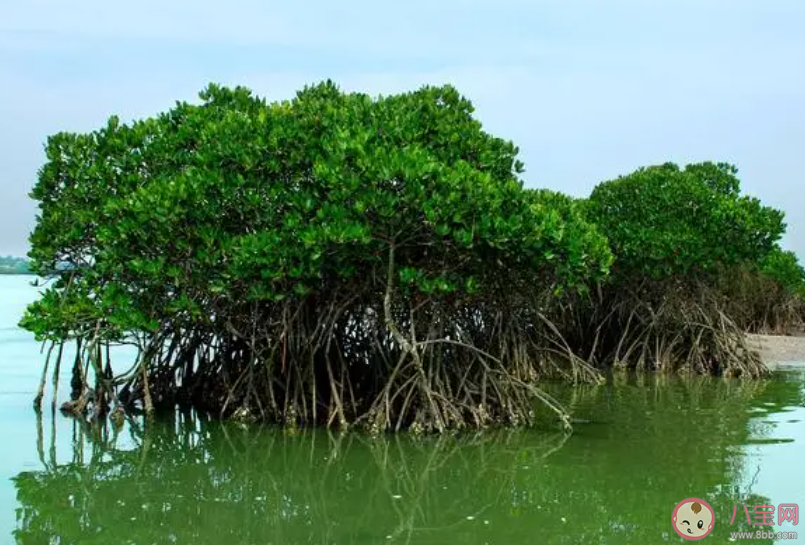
[13,373,790,544]
[16,411,572,544]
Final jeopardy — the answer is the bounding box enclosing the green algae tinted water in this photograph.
[1,275,804,544]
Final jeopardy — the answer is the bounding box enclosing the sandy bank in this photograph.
[747,332,805,369]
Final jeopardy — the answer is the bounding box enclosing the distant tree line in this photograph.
[20,82,805,432]
[0,255,32,275]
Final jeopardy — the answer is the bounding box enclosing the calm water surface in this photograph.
[1,275,803,544]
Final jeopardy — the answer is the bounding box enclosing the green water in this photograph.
[1,275,803,544]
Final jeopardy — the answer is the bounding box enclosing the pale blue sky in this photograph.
[1,0,803,258]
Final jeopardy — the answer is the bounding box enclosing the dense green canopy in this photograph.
[586,162,785,279]
[761,246,805,298]
[25,83,611,340]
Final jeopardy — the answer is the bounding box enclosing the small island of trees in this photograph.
[20,82,805,432]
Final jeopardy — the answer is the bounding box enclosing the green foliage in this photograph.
[586,162,785,280]
[760,246,805,299]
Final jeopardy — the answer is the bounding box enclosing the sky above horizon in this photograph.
[1,0,804,258]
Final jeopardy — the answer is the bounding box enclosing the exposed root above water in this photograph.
[556,279,769,379]
[31,285,605,434]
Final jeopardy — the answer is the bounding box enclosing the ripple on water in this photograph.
[744,437,796,445]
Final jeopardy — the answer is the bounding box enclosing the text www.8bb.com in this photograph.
[729,530,798,540]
